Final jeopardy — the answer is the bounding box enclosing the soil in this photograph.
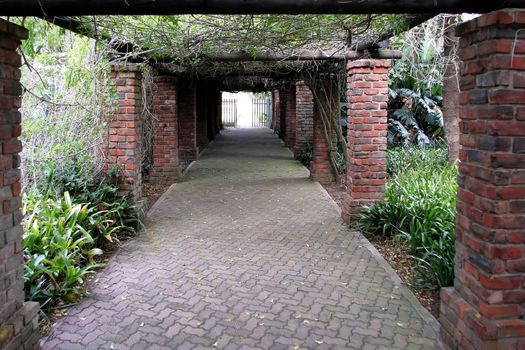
[143,182,172,209]
[366,236,440,318]
[321,181,441,320]
[323,182,346,208]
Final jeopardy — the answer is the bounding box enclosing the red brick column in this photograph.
[310,100,336,185]
[203,85,214,142]
[294,81,314,154]
[218,91,224,131]
[278,86,287,140]
[107,63,143,200]
[284,86,297,150]
[177,81,198,161]
[440,9,525,349]
[196,83,208,151]
[272,90,280,133]
[213,89,221,135]
[149,76,179,184]
[0,19,39,350]
[342,59,389,221]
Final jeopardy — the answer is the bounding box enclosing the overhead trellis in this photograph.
[38,14,417,72]
[10,12,431,184]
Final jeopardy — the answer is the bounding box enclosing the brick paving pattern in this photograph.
[42,128,438,349]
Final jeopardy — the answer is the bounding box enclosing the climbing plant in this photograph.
[18,18,115,192]
[303,66,347,180]
[62,14,411,65]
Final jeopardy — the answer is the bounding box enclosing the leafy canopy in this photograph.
[53,14,410,63]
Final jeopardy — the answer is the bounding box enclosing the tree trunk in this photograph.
[442,15,460,164]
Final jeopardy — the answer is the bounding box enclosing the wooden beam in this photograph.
[157,49,403,63]
[1,0,522,16]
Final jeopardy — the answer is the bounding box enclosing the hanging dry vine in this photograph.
[303,63,347,183]
[140,66,157,177]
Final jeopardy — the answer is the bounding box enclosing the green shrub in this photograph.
[295,145,346,174]
[23,180,140,310]
[295,144,313,167]
[387,145,448,178]
[357,146,457,289]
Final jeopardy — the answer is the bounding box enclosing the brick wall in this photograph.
[206,86,215,142]
[278,86,287,140]
[272,90,280,133]
[310,100,336,185]
[284,86,297,150]
[342,59,389,221]
[106,63,143,200]
[177,81,198,161]
[0,19,39,350]
[294,81,314,154]
[440,9,525,349]
[196,83,208,151]
[213,90,221,135]
[149,76,179,184]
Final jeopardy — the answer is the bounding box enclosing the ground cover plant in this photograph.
[356,146,457,289]
[17,19,142,315]
[22,174,141,312]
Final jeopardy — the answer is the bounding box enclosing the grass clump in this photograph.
[356,146,457,289]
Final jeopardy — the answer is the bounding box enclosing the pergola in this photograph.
[1,1,524,349]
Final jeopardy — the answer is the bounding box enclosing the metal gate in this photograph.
[221,98,238,128]
[251,97,272,128]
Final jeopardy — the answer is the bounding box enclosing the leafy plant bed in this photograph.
[38,182,173,336]
[38,235,127,336]
[366,235,440,318]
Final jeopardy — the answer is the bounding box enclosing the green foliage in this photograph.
[356,146,457,289]
[23,173,141,310]
[386,15,453,148]
[335,148,346,173]
[18,17,114,191]
[22,13,411,67]
[295,145,346,173]
[23,161,140,309]
[387,88,444,148]
[295,144,313,167]
[389,15,447,94]
[386,145,448,178]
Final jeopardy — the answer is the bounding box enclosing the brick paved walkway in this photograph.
[42,128,438,349]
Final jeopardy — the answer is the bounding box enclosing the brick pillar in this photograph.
[278,86,287,140]
[440,10,525,349]
[206,86,215,141]
[0,19,40,350]
[177,81,198,162]
[310,99,336,185]
[284,86,297,149]
[272,90,281,133]
[214,90,221,135]
[342,59,389,222]
[107,63,143,199]
[294,81,314,154]
[196,83,208,151]
[218,91,224,131]
[149,76,179,184]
